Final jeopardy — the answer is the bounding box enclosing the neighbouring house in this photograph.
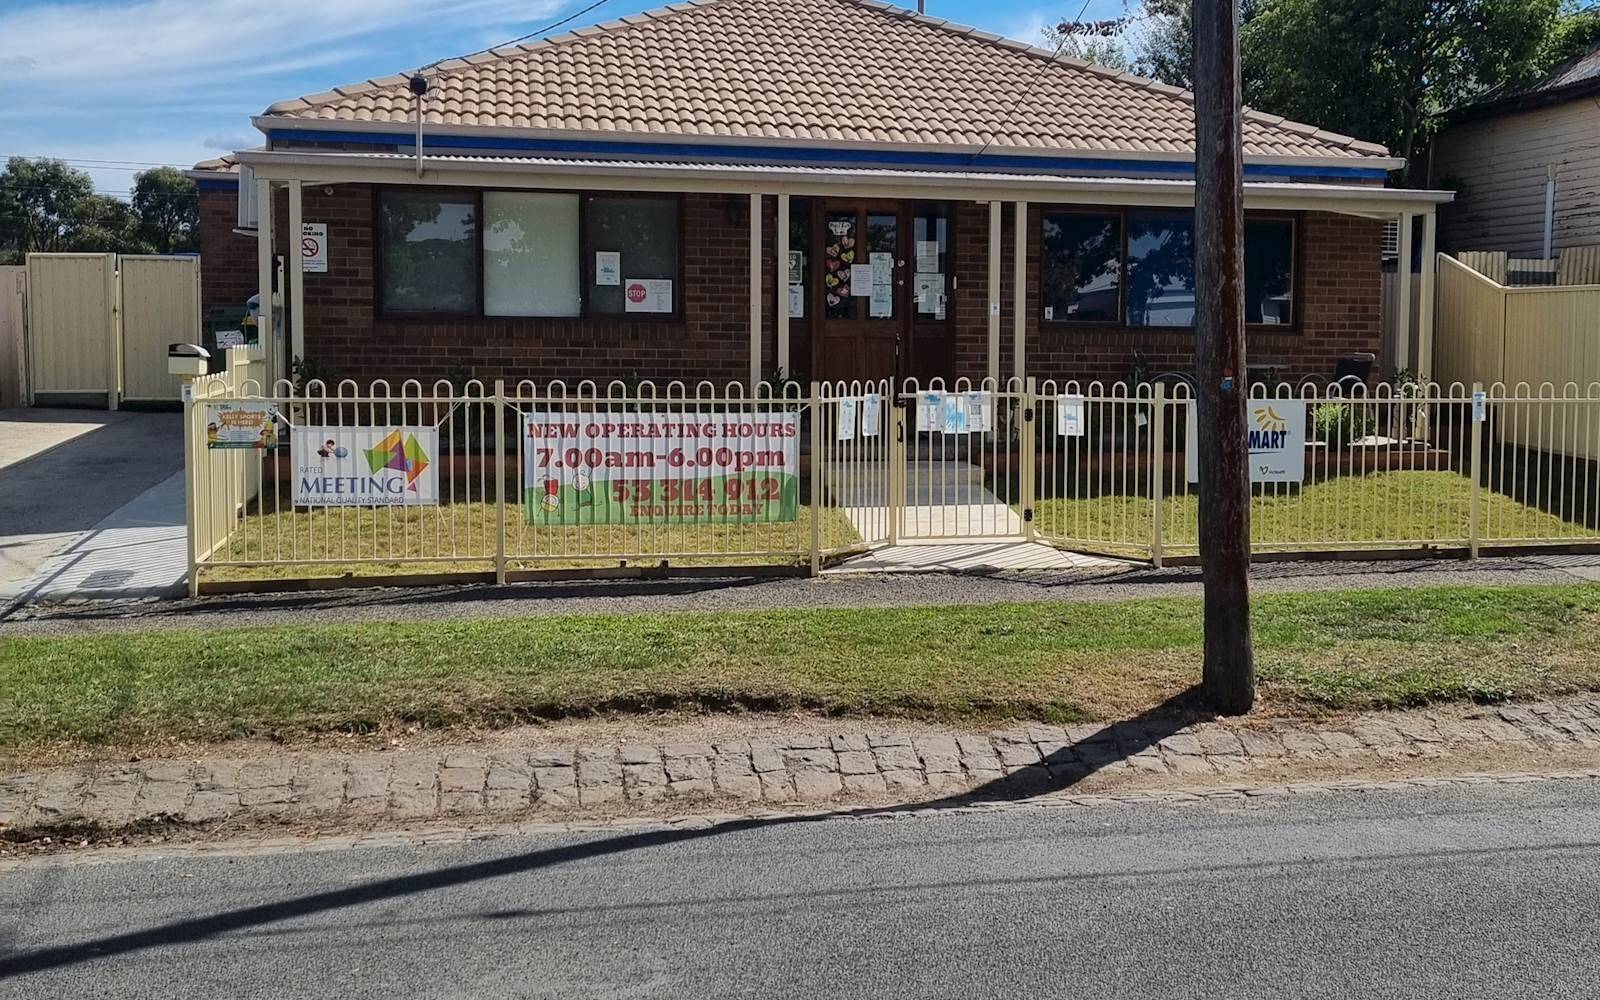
[191,0,1451,390]
[1432,40,1600,259]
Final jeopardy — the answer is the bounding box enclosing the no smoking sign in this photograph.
[300,222,328,273]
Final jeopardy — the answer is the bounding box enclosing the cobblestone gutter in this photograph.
[5,700,1600,834]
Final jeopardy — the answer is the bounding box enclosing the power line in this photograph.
[1,154,184,169]
[970,0,1102,160]
[417,0,617,77]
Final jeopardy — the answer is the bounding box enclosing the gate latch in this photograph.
[1023,507,1034,523]
[1023,407,1035,422]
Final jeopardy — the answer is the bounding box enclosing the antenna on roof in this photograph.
[410,75,428,178]
[917,0,924,12]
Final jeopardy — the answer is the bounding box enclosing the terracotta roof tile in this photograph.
[263,0,1391,159]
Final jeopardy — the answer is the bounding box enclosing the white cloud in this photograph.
[0,0,565,93]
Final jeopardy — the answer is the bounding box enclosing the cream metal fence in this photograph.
[183,375,1600,591]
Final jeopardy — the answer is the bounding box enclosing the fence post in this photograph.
[494,379,507,585]
[182,377,200,598]
[1151,383,1166,567]
[889,389,903,546]
[810,381,822,576]
[1021,377,1038,543]
[1469,381,1483,559]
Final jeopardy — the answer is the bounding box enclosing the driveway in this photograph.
[0,408,184,604]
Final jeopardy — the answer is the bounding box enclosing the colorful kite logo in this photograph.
[364,430,430,492]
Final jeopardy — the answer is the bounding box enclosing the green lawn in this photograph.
[208,502,861,581]
[1032,470,1594,554]
[5,584,1600,752]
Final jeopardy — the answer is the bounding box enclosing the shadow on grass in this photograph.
[0,690,1211,979]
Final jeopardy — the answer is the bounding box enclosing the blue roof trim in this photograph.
[265,129,1392,181]
[196,177,239,191]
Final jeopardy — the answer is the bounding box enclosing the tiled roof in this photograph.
[189,153,241,173]
[263,0,1390,160]
[1452,39,1600,119]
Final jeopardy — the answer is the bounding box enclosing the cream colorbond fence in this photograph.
[183,375,1600,592]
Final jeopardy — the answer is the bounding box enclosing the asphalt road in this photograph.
[4,779,1600,999]
[5,554,1599,635]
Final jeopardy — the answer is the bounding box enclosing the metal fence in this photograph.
[183,374,1600,592]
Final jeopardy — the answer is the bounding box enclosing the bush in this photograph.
[1312,402,1374,449]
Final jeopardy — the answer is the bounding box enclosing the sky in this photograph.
[0,0,1135,197]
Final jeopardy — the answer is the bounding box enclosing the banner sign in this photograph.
[292,426,438,506]
[523,412,799,524]
[1186,400,1307,484]
[206,401,279,450]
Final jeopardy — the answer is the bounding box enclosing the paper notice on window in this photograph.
[788,282,805,318]
[861,393,882,437]
[914,274,941,315]
[836,397,857,441]
[788,250,805,282]
[916,240,940,273]
[1057,394,1086,437]
[849,264,873,295]
[869,282,893,318]
[870,252,893,284]
[623,278,672,313]
[595,251,621,286]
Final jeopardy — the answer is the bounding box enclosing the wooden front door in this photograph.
[813,202,905,383]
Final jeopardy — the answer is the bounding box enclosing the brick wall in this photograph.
[199,183,1383,387]
[197,185,256,315]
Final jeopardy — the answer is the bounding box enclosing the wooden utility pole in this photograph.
[1191,0,1255,713]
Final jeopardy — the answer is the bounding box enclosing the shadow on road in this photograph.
[0,691,1209,979]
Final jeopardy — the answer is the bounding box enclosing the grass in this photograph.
[1032,470,1593,553]
[5,584,1600,751]
[210,502,862,581]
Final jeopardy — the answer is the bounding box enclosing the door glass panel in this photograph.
[823,211,857,319]
[912,206,948,320]
[866,212,898,320]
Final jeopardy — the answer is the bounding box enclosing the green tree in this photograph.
[1244,0,1559,182]
[0,156,95,261]
[71,194,152,255]
[131,166,198,254]
[1525,2,1600,82]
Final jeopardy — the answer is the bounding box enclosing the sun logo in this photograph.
[1254,406,1287,434]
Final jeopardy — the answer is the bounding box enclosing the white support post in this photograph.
[1395,211,1413,373]
[987,200,1001,385]
[776,193,790,378]
[1417,209,1437,383]
[750,193,763,390]
[255,176,275,387]
[286,179,305,378]
[1012,200,1027,384]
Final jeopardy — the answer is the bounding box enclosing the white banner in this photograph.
[292,426,438,505]
[1185,400,1307,484]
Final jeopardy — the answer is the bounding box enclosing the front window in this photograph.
[585,196,679,315]
[1040,211,1121,323]
[482,192,580,317]
[1126,211,1196,328]
[379,190,477,314]
[1245,219,1294,325]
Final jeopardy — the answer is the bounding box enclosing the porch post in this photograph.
[255,176,275,386]
[750,193,762,389]
[286,179,305,375]
[987,201,1001,385]
[777,193,790,378]
[1417,209,1437,382]
[1012,200,1027,383]
[1395,211,1413,373]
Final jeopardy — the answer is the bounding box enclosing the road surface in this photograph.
[3,778,1599,998]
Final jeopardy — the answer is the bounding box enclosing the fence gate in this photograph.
[120,255,200,402]
[893,379,1032,540]
[25,253,118,407]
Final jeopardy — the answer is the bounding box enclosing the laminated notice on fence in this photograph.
[861,393,882,437]
[522,412,799,524]
[1185,400,1306,484]
[206,401,279,450]
[292,426,438,505]
[1057,395,1085,437]
[917,392,991,434]
[1473,390,1487,422]
[836,397,858,441]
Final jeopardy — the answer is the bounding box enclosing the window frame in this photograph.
[373,186,686,323]
[1037,205,1302,334]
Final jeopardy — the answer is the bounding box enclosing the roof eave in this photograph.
[251,114,1406,173]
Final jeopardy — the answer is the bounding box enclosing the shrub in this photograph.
[1313,402,1374,450]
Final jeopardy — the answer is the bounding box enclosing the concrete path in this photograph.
[4,770,1600,997]
[0,407,130,471]
[4,696,1598,834]
[829,539,1125,573]
[0,410,183,606]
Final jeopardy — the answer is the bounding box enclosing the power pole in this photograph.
[1191,0,1254,714]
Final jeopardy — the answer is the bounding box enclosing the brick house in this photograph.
[190,0,1451,390]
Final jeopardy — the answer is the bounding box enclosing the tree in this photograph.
[1525,2,1600,82]
[1042,20,1131,70]
[132,166,198,254]
[0,156,95,261]
[1244,0,1558,183]
[71,195,151,255]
